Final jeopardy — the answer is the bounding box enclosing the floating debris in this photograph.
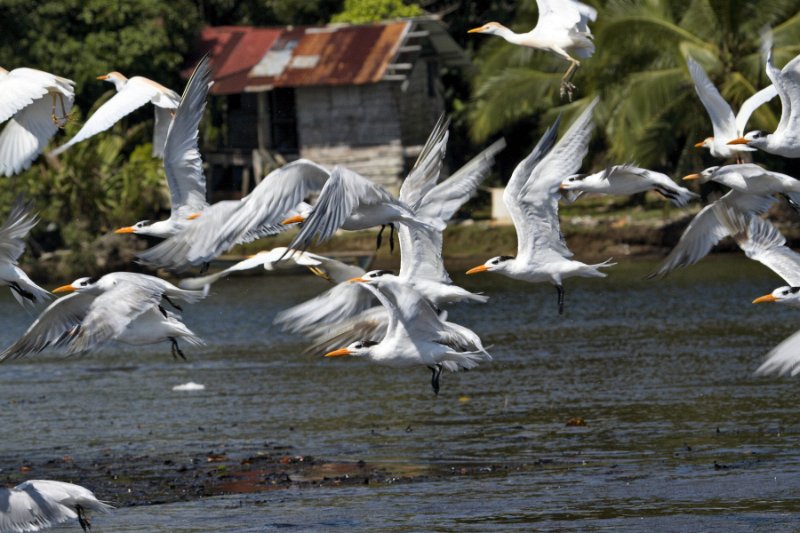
[172,382,205,391]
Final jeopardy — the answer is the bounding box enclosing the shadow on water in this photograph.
[4,256,800,531]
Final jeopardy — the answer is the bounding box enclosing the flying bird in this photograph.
[0,67,74,176]
[51,71,179,159]
[0,272,205,362]
[0,199,51,307]
[0,479,111,532]
[686,57,777,161]
[713,203,800,376]
[466,98,613,315]
[323,273,491,394]
[113,56,212,238]
[683,164,800,211]
[560,164,698,206]
[728,31,800,158]
[468,0,597,100]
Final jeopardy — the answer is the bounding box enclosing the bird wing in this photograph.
[536,0,597,33]
[398,223,450,284]
[0,482,78,533]
[0,292,95,361]
[686,57,737,142]
[50,78,160,155]
[152,106,172,159]
[756,329,800,376]
[274,281,377,335]
[416,138,505,222]
[69,279,164,353]
[289,165,401,250]
[735,84,778,136]
[0,198,38,263]
[0,94,67,176]
[162,56,211,218]
[777,54,800,138]
[762,30,793,136]
[648,191,775,278]
[713,202,800,286]
[398,114,450,210]
[303,306,389,355]
[513,98,597,261]
[138,160,330,271]
[0,68,59,123]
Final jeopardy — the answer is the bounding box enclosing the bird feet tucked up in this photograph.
[429,363,443,395]
[170,337,187,360]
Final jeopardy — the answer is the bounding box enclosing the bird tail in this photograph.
[9,269,52,308]
[441,349,492,372]
[580,258,616,278]
[166,285,209,304]
[667,187,700,208]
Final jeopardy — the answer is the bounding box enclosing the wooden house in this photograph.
[191,18,470,199]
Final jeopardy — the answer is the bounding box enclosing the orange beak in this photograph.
[348,277,367,283]
[281,215,305,225]
[727,137,749,145]
[467,26,485,33]
[466,265,489,275]
[694,140,705,148]
[114,226,135,234]
[53,284,76,294]
[559,183,568,190]
[682,173,701,181]
[753,294,777,304]
[96,75,108,80]
[324,348,352,358]
[187,213,201,220]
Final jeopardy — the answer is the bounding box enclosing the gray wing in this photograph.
[515,98,598,261]
[289,166,400,250]
[736,84,778,136]
[304,306,389,355]
[756,329,800,376]
[762,29,793,136]
[648,191,776,278]
[398,223,451,284]
[714,202,800,286]
[0,95,65,176]
[274,281,376,335]
[162,55,211,216]
[0,293,95,361]
[399,114,450,209]
[0,198,37,263]
[687,57,737,142]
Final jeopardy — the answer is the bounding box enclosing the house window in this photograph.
[269,88,299,153]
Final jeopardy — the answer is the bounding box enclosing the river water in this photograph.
[3,257,800,531]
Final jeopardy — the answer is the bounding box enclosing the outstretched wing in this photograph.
[0,95,67,176]
[399,114,450,210]
[162,55,211,217]
[735,84,778,136]
[0,198,38,263]
[536,0,597,34]
[50,78,161,155]
[687,57,737,142]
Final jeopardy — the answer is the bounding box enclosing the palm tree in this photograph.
[467,0,800,173]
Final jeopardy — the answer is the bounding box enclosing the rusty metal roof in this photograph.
[193,19,469,94]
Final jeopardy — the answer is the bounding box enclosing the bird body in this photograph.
[51,71,179,158]
[0,479,111,533]
[0,67,74,176]
[114,57,212,238]
[560,164,698,207]
[467,98,612,314]
[684,164,800,207]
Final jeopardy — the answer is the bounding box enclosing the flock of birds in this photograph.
[1,1,800,530]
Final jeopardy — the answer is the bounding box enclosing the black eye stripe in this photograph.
[790,287,800,294]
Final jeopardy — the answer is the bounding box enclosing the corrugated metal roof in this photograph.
[192,19,469,94]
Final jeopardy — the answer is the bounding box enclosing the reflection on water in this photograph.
[5,256,800,531]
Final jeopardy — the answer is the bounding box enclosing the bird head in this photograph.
[729,131,767,148]
[324,340,379,359]
[97,71,128,91]
[348,270,397,285]
[753,286,800,305]
[53,276,100,294]
[466,256,514,275]
[694,137,714,149]
[468,22,505,35]
[114,220,153,235]
[559,173,589,191]
[683,166,718,184]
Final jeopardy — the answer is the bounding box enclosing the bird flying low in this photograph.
[113,56,212,238]
[0,479,112,533]
[0,67,74,176]
[323,272,491,395]
[0,199,51,307]
[727,30,800,158]
[0,272,206,362]
[686,56,777,162]
[560,164,698,207]
[468,0,597,100]
[50,69,179,159]
[466,98,614,315]
[683,164,800,212]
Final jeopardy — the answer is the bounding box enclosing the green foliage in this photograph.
[331,0,423,24]
[467,0,800,174]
